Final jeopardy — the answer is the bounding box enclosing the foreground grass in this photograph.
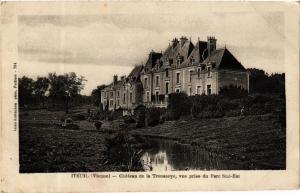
[19,107,285,171]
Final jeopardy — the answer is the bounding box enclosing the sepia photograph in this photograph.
[1,1,299,192]
[17,10,287,173]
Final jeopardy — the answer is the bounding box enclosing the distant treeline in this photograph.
[18,72,90,113]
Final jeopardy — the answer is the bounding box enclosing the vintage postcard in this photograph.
[0,1,299,192]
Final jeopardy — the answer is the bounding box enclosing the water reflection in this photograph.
[141,138,240,171]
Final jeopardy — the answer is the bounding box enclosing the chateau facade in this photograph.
[101,36,249,111]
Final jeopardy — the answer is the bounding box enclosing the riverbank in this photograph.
[19,107,285,171]
[130,114,285,170]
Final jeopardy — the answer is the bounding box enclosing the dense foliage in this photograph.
[18,73,87,112]
[247,68,285,94]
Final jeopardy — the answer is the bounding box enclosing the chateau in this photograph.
[101,36,249,111]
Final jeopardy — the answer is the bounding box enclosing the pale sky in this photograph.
[18,12,285,95]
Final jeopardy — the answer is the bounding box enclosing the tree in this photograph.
[18,76,35,107]
[91,85,106,106]
[247,68,285,94]
[48,72,86,113]
[33,77,49,108]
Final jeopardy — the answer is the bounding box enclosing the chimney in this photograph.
[180,36,188,46]
[172,38,179,48]
[120,76,125,81]
[207,36,217,56]
[113,75,118,84]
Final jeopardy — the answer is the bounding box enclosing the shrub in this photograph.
[101,133,143,171]
[124,115,135,124]
[168,92,192,120]
[146,108,161,127]
[94,121,103,130]
[134,105,146,128]
[219,85,248,99]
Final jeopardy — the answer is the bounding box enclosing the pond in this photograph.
[140,138,242,171]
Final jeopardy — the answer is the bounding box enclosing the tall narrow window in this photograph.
[166,70,169,78]
[197,68,201,78]
[146,92,150,102]
[166,82,169,94]
[117,99,119,106]
[129,92,133,103]
[123,93,126,104]
[207,66,211,77]
[144,77,148,89]
[189,87,192,96]
[197,86,201,95]
[156,76,159,87]
[155,91,159,102]
[189,70,193,82]
[117,91,120,97]
[176,72,180,84]
[207,85,211,95]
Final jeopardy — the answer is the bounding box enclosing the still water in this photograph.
[140,138,241,171]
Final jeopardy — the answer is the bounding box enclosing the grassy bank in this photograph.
[130,114,285,170]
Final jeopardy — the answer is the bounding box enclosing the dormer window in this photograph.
[190,57,195,65]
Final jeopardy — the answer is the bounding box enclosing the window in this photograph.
[129,92,133,103]
[189,87,192,96]
[169,59,173,65]
[176,72,180,84]
[207,85,211,95]
[189,70,193,82]
[123,93,126,104]
[156,76,159,87]
[197,68,201,78]
[190,57,195,65]
[117,91,120,97]
[166,82,169,94]
[179,56,183,64]
[110,92,113,98]
[146,92,150,102]
[155,91,159,102]
[207,66,211,77]
[109,100,113,107]
[166,70,169,78]
[117,99,119,106]
[197,86,201,95]
[175,89,180,93]
[144,77,148,89]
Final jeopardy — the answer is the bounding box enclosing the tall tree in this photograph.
[33,76,49,108]
[18,76,35,107]
[48,72,86,113]
[91,85,106,106]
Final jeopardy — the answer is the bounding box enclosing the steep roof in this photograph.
[182,40,207,66]
[128,65,144,82]
[144,52,162,72]
[202,48,246,71]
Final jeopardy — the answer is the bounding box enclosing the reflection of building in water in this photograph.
[141,151,174,171]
